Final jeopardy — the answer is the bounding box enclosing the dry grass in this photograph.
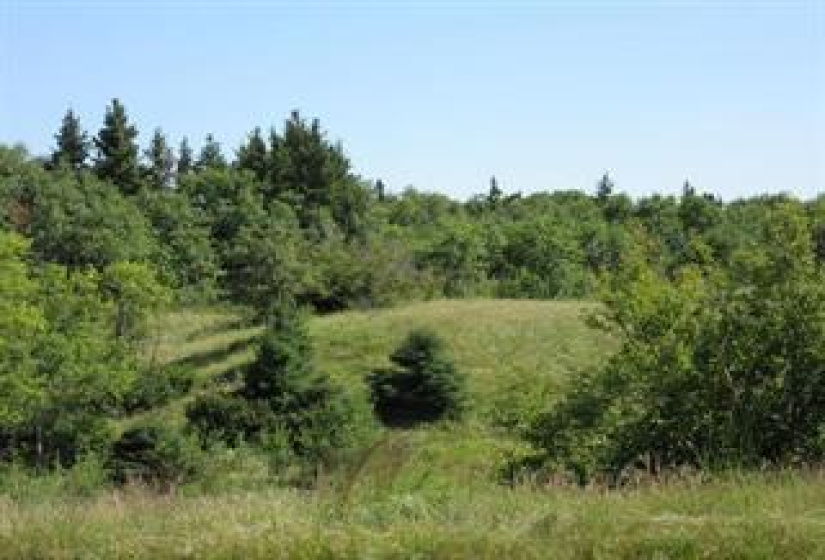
[1,471,823,559]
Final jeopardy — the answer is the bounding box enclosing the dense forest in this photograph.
[1,98,824,488]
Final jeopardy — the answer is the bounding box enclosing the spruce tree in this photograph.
[143,128,174,190]
[51,109,89,170]
[272,111,363,237]
[94,98,141,195]
[241,300,351,457]
[487,175,502,205]
[236,127,268,181]
[176,137,193,177]
[190,300,353,457]
[195,134,226,171]
[367,329,467,427]
[375,179,386,202]
[596,172,614,202]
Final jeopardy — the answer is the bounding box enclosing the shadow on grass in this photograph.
[183,317,254,343]
[169,336,260,371]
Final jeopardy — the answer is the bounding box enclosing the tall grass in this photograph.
[1,471,823,559]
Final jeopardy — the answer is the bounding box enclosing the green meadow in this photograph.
[1,300,822,559]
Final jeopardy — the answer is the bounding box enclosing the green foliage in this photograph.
[136,189,220,302]
[196,133,226,171]
[0,233,44,428]
[28,171,156,270]
[527,204,825,482]
[109,423,200,487]
[187,393,264,446]
[51,109,89,171]
[221,207,308,311]
[306,234,439,311]
[0,233,160,467]
[424,221,490,297]
[94,98,141,195]
[100,261,171,340]
[498,217,591,298]
[176,136,193,177]
[269,111,366,237]
[189,302,357,461]
[368,329,466,427]
[122,365,195,413]
[143,128,174,190]
[236,127,268,181]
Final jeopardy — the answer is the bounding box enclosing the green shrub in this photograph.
[109,423,200,488]
[527,205,825,482]
[367,329,466,427]
[122,365,195,413]
[186,393,264,446]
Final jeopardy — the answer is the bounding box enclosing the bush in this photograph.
[367,329,466,427]
[108,423,200,488]
[0,413,115,469]
[122,365,195,413]
[186,393,264,446]
[526,205,825,483]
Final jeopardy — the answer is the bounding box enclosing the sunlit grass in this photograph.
[8,300,821,559]
[1,471,823,559]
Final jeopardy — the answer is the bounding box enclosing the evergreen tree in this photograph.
[51,109,89,170]
[487,175,502,205]
[367,329,467,426]
[195,134,226,171]
[375,179,386,202]
[143,128,174,190]
[236,127,268,181]
[176,137,193,177]
[189,300,353,458]
[94,98,141,195]
[596,172,614,202]
[682,179,696,198]
[241,301,315,402]
[271,111,355,236]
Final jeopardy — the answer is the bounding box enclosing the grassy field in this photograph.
[3,299,824,559]
[2,469,823,559]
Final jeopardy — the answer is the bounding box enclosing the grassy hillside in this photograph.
[4,300,823,559]
[146,299,613,425]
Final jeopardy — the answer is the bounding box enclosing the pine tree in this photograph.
[272,111,361,237]
[375,179,386,202]
[596,172,614,202]
[176,137,193,177]
[143,128,174,190]
[487,175,502,205]
[682,179,696,198]
[239,301,352,457]
[236,127,268,181]
[367,329,467,426]
[94,99,141,195]
[195,134,226,171]
[241,302,315,402]
[51,109,89,170]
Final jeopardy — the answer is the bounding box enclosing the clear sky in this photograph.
[1,0,823,200]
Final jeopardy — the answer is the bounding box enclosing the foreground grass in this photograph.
[2,472,824,559]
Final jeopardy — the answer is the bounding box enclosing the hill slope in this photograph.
[4,300,824,559]
[149,299,613,422]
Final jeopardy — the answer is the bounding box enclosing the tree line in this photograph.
[1,98,824,485]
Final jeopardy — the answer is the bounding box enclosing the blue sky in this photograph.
[1,0,822,200]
